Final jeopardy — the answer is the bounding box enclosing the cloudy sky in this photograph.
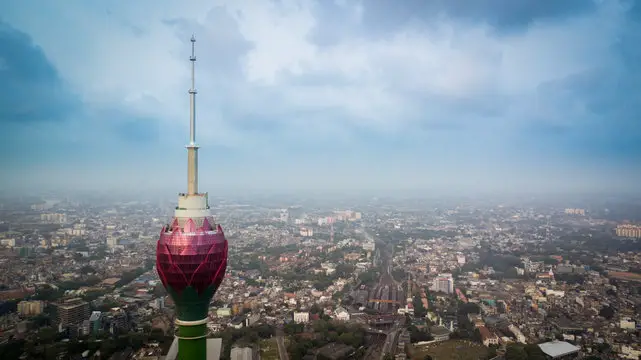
[1,0,640,194]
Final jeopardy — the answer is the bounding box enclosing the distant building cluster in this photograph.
[40,213,67,224]
[564,208,585,216]
[281,208,361,226]
[616,224,641,238]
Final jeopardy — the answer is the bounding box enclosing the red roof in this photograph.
[478,326,495,340]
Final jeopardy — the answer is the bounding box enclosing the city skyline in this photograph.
[1,0,640,193]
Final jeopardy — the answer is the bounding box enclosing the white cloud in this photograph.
[0,0,630,146]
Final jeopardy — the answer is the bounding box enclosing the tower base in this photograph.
[165,337,222,360]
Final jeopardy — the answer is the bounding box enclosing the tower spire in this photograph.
[187,34,199,195]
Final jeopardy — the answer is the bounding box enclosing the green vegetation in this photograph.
[505,343,546,360]
[81,289,107,302]
[599,305,615,320]
[335,263,356,278]
[284,322,305,335]
[287,319,367,359]
[409,340,487,360]
[80,265,96,274]
[357,269,379,285]
[413,295,427,318]
[392,268,407,282]
[408,325,432,343]
[214,324,275,360]
[458,302,480,316]
[237,256,272,275]
[0,330,172,360]
[0,339,25,359]
[32,285,63,302]
[260,338,280,360]
[478,252,522,273]
[554,273,585,285]
[116,267,147,287]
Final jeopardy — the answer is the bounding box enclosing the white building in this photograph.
[230,347,252,360]
[299,227,313,237]
[620,318,636,330]
[293,312,309,324]
[106,236,118,248]
[545,289,565,298]
[538,341,580,359]
[431,273,454,294]
[362,242,375,252]
[334,307,350,321]
[508,324,527,344]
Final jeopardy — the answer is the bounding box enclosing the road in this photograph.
[380,328,399,360]
[275,335,289,360]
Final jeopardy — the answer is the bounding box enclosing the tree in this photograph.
[485,347,497,360]
[338,332,356,346]
[595,343,610,353]
[459,302,480,315]
[599,306,615,320]
[32,314,51,327]
[505,344,528,360]
[413,295,427,318]
[0,340,25,360]
[33,285,63,301]
[255,324,274,339]
[284,322,304,335]
[524,344,546,360]
[408,325,432,343]
[336,264,355,278]
[80,265,96,274]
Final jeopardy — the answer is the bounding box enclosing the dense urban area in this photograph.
[0,193,640,360]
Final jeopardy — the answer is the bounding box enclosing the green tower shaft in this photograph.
[169,285,217,360]
[176,321,208,360]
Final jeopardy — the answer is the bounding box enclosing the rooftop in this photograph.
[538,341,580,358]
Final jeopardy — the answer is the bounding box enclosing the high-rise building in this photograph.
[52,298,90,327]
[431,273,454,294]
[156,35,228,360]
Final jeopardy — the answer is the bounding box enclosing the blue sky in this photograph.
[1,0,640,194]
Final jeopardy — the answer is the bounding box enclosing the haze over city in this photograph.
[3,2,641,360]
[1,0,640,194]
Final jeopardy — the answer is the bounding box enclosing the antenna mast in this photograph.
[186,35,199,195]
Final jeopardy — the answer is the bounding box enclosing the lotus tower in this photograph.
[156,35,228,360]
